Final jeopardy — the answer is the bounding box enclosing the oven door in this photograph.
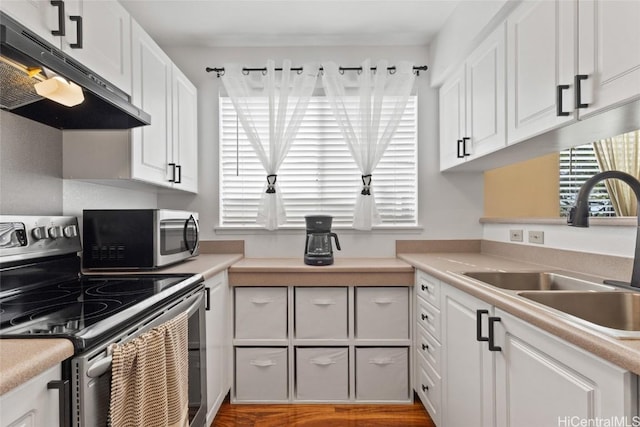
[156,211,199,267]
[72,287,207,427]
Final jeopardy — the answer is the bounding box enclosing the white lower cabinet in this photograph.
[355,347,409,401]
[428,278,639,426]
[494,309,637,427]
[414,270,442,425]
[235,347,288,402]
[0,365,64,427]
[203,271,231,426]
[440,283,495,427]
[296,347,349,401]
[233,285,411,403]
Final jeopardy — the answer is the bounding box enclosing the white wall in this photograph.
[63,180,157,228]
[483,223,635,259]
[158,45,485,257]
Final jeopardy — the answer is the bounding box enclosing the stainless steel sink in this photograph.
[519,291,640,334]
[463,271,616,292]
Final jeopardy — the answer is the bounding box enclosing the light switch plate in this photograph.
[528,231,544,244]
[509,229,523,242]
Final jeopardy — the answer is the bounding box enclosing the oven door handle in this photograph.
[86,290,203,379]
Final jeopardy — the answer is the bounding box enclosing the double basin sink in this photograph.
[462,271,640,338]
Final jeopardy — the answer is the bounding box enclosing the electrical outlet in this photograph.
[528,231,544,244]
[509,229,523,242]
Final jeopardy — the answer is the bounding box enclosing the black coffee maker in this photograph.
[304,215,341,266]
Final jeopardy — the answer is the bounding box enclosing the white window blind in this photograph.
[559,143,615,217]
[219,95,418,227]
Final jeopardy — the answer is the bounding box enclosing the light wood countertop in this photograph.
[0,339,74,396]
[229,257,415,286]
[398,252,640,376]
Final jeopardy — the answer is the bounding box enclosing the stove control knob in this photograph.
[31,226,48,240]
[63,225,78,238]
[48,226,62,239]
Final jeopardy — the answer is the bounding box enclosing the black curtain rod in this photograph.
[205,65,428,78]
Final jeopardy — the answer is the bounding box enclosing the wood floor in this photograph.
[211,395,436,427]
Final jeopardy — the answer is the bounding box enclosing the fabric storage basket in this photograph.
[355,287,409,339]
[235,287,287,339]
[355,347,409,401]
[295,347,349,401]
[235,347,288,401]
[295,287,348,339]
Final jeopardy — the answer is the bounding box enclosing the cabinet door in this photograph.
[61,0,132,94]
[466,23,506,159]
[507,0,577,145]
[0,0,59,46]
[204,272,230,424]
[439,66,466,170]
[131,20,173,188]
[0,364,62,427]
[172,64,199,193]
[494,309,637,427]
[441,284,495,427]
[578,0,640,118]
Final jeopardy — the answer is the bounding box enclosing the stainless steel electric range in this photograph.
[0,215,207,427]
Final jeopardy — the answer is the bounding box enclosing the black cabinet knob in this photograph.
[421,313,428,321]
[421,284,428,291]
[422,343,429,351]
[421,384,429,392]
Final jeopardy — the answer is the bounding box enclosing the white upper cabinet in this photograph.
[61,0,132,94]
[506,0,577,145]
[131,19,173,188]
[440,24,506,171]
[1,0,132,95]
[1,0,59,45]
[439,66,466,170]
[131,20,197,193]
[577,0,640,118]
[172,64,198,193]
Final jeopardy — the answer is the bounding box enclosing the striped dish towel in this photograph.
[109,312,189,427]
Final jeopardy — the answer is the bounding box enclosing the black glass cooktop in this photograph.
[0,273,198,350]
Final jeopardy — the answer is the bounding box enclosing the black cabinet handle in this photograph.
[421,343,429,351]
[488,316,502,352]
[48,380,70,427]
[69,15,83,48]
[421,284,428,291]
[476,309,489,342]
[175,165,182,184]
[421,313,428,321]
[462,137,471,157]
[421,384,429,392]
[50,1,65,36]
[575,75,589,109]
[204,287,210,311]
[456,139,464,158]
[556,84,570,116]
[168,163,176,182]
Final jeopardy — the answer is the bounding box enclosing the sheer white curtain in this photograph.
[322,59,416,230]
[221,60,318,230]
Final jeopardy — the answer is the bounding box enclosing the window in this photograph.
[219,95,418,227]
[559,143,615,217]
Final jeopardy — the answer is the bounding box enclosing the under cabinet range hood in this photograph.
[0,12,150,129]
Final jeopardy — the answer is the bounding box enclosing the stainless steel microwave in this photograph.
[82,209,199,269]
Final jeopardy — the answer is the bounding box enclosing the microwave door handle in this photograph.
[184,215,199,255]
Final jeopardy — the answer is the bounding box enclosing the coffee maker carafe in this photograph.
[304,215,341,266]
